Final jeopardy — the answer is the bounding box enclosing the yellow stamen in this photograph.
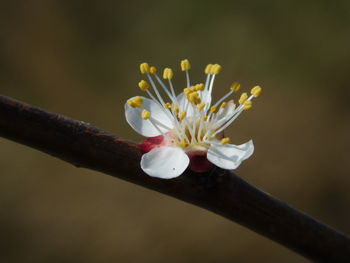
[127,96,144,108]
[141,109,151,120]
[188,92,201,104]
[127,99,137,108]
[195,83,204,91]
[184,87,192,95]
[163,68,174,79]
[180,139,188,148]
[133,96,144,105]
[230,82,241,92]
[211,64,222,75]
[164,102,172,109]
[243,100,252,110]
[204,115,208,121]
[220,102,227,109]
[178,111,187,120]
[138,80,149,91]
[239,92,248,104]
[210,105,218,113]
[180,59,191,71]
[204,64,213,74]
[221,137,231,145]
[197,103,205,111]
[173,104,179,114]
[149,66,157,74]
[251,86,262,97]
[140,63,149,74]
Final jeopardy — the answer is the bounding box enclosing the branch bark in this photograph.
[0,94,349,262]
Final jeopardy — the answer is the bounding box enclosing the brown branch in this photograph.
[0,94,349,262]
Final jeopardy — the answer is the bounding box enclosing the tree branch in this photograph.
[0,94,349,262]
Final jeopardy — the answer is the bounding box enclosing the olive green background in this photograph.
[1,0,349,262]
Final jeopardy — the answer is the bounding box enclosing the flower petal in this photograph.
[207,140,254,170]
[141,146,189,179]
[125,96,174,137]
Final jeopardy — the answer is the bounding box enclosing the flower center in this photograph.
[176,118,211,149]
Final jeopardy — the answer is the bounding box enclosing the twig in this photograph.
[0,94,349,262]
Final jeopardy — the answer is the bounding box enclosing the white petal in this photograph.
[125,96,174,137]
[207,140,254,170]
[141,146,189,179]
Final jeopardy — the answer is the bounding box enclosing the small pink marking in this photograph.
[139,135,165,153]
[139,133,175,153]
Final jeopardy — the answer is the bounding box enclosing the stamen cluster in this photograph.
[124,59,262,179]
[127,60,261,148]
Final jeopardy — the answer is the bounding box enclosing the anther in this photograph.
[127,99,137,108]
[197,103,205,111]
[140,63,150,74]
[251,86,262,97]
[195,83,204,91]
[179,111,187,120]
[221,137,231,145]
[211,64,222,75]
[189,92,201,104]
[188,92,199,101]
[149,66,157,74]
[243,100,253,110]
[127,96,144,108]
[173,104,179,114]
[230,82,241,92]
[180,140,188,148]
[138,80,150,91]
[204,115,208,121]
[239,92,248,104]
[164,102,172,109]
[184,87,192,95]
[141,109,151,120]
[204,64,213,74]
[210,105,218,113]
[220,102,227,109]
[181,59,191,71]
[133,96,144,105]
[163,68,174,80]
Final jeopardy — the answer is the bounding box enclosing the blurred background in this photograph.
[1,0,350,262]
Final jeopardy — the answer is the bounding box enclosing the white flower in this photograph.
[125,60,262,179]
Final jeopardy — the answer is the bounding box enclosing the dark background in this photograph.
[1,0,349,262]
